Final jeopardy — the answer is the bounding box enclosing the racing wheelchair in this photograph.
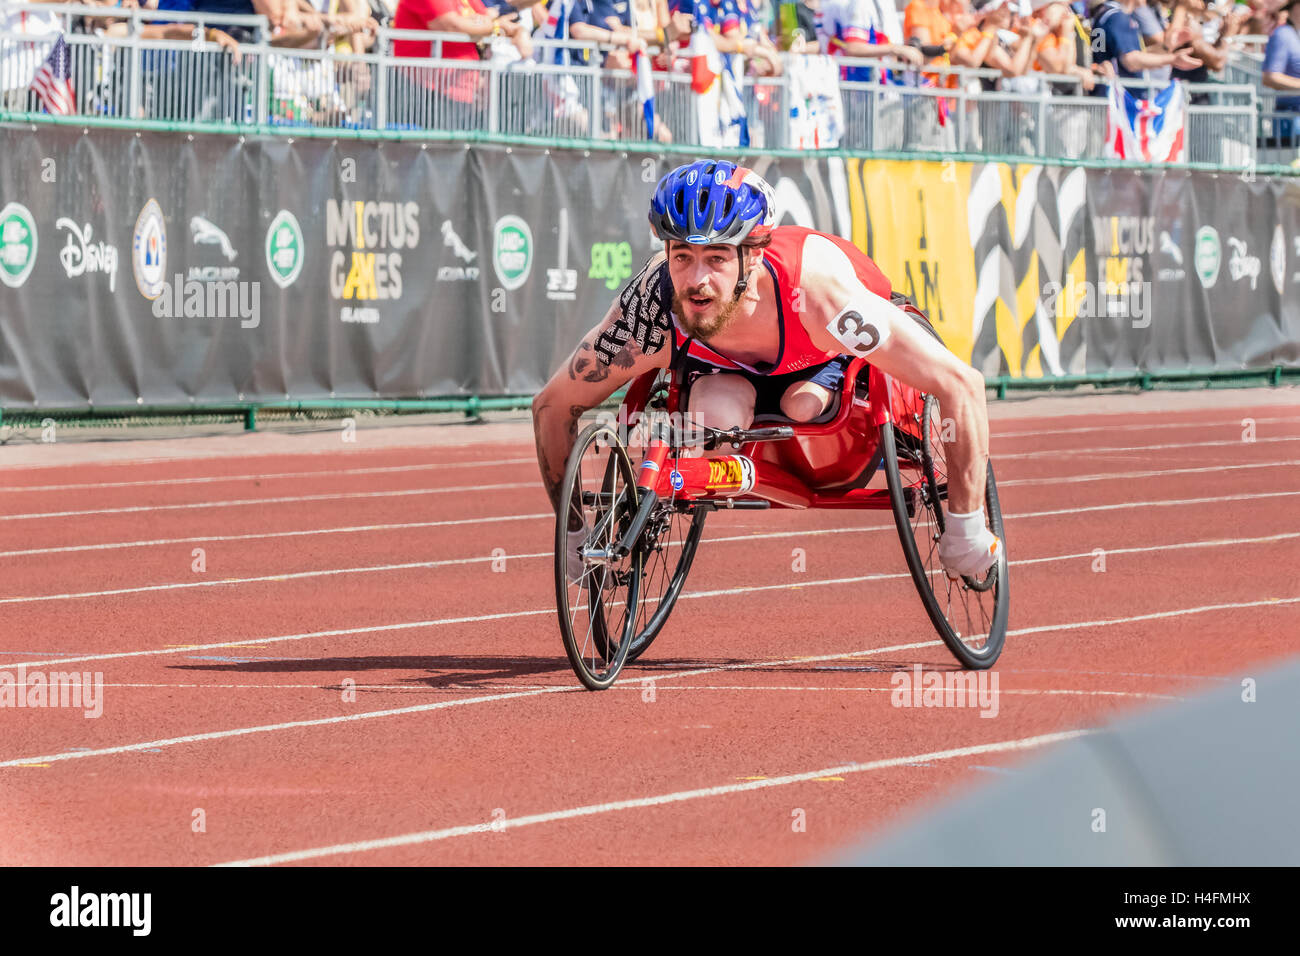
[553,318,1009,690]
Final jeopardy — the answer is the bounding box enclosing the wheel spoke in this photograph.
[890,393,1006,668]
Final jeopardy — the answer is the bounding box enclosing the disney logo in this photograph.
[57,217,119,293]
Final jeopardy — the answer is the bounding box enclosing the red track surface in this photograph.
[2,395,1299,865]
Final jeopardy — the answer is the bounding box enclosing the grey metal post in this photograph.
[128,36,141,118]
[589,56,601,138]
[1037,85,1048,156]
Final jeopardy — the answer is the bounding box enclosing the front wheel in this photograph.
[881,393,1009,669]
[625,503,707,663]
[554,422,642,690]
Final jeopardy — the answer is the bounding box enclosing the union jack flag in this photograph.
[1106,80,1186,163]
[30,34,76,116]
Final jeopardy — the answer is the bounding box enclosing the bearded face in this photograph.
[666,242,754,341]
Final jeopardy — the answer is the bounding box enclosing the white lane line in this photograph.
[634,686,1182,700]
[213,730,1093,866]
[6,450,1299,557]
[3,609,554,670]
[3,412,1292,494]
[78,681,1178,701]
[1010,489,1300,519]
[996,458,1300,488]
[0,483,534,522]
[634,595,1300,685]
[2,418,1288,494]
[5,524,1297,607]
[992,415,1298,441]
[8,509,1300,664]
[0,640,941,766]
[10,444,1300,541]
[0,685,578,769]
[0,514,553,560]
[2,594,1294,770]
[0,556,532,605]
[5,437,1295,524]
[997,435,1300,460]
[0,458,537,495]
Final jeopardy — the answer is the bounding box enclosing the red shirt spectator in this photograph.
[393,0,489,103]
[393,0,489,61]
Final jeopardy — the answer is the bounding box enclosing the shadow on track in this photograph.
[168,654,572,689]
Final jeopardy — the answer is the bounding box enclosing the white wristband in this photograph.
[944,506,986,541]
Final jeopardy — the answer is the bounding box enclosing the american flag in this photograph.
[30,34,76,116]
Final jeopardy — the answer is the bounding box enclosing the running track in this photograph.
[2,395,1299,865]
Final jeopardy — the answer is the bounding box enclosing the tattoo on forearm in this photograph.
[533,401,587,513]
[568,341,611,383]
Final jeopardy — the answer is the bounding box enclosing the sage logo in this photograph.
[0,202,38,288]
[265,210,303,289]
[492,215,532,291]
[1193,226,1220,289]
[590,241,633,290]
[132,198,168,300]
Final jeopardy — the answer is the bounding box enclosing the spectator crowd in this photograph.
[1,0,1297,150]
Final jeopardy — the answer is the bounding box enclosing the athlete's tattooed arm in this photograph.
[532,290,671,519]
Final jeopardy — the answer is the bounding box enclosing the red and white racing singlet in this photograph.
[670,225,893,376]
[592,225,894,375]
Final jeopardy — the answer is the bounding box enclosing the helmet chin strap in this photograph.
[732,247,750,300]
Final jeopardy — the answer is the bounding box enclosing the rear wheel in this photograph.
[554,422,642,690]
[882,392,1009,669]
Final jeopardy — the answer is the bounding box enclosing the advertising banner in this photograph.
[1,126,1296,410]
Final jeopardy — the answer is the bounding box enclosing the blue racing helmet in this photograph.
[649,160,775,246]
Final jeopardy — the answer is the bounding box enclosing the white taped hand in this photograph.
[937,507,1002,580]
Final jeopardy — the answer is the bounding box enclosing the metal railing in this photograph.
[0,3,1290,170]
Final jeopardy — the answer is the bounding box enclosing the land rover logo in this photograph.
[492,215,532,291]
[1193,226,1221,289]
[0,202,38,288]
[266,210,304,289]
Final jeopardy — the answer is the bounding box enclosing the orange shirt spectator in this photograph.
[904,0,954,48]
[905,0,960,85]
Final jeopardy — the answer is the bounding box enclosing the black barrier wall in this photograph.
[0,127,1297,409]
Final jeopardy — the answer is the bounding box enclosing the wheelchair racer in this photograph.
[532,159,1001,583]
